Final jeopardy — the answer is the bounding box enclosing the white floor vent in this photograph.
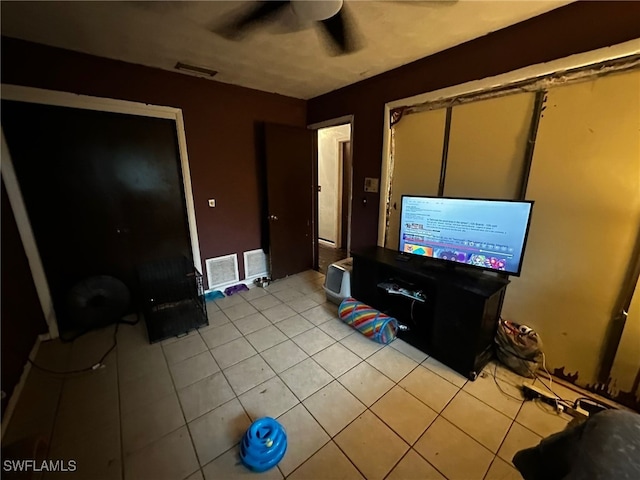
[205,254,239,290]
[243,249,269,280]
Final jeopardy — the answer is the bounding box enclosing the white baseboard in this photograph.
[1,335,44,441]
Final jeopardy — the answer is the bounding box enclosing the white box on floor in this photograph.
[324,257,353,305]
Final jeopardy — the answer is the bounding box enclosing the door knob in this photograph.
[269,215,279,221]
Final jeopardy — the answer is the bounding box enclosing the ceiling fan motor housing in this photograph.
[291,0,343,21]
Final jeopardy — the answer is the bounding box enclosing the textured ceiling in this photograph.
[1,1,571,99]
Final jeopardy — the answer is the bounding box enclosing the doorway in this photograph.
[316,123,352,274]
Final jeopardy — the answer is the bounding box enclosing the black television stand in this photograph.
[351,246,510,380]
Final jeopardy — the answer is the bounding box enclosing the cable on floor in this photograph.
[409,299,418,327]
[57,312,140,343]
[492,362,527,402]
[491,350,572,408]
[28,314,140,376]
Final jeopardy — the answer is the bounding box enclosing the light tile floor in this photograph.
[3,270,576,480]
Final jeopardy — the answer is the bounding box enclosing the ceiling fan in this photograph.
[214,0,359,55]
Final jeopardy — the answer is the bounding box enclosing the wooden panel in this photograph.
[387,109,446,249]
[444,93,535,199]
[502,70,640,386]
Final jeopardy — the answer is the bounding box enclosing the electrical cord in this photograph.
[409,299,418,326]
[538,352,555,394]
[525,359,612,414]
[27,314,140,375]
[57,312,140,343]
[493,350,569,400]
[531,353,572,412]
[495,318,611,414]
[28,323,118,375]
[492,362,526,402]
[492,360,575,414]
[496,317,571,407]
[532,371,610,412]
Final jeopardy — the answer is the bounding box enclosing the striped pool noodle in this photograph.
[338,297,398,345]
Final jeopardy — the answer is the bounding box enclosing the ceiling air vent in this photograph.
[174,62,218,78]
[244,249,269,280]
[205,254,239,290]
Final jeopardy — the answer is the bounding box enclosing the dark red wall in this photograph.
[3,1,639,268]
[1,37,307,280]
[307,1,640,250]
[1,180,48,418]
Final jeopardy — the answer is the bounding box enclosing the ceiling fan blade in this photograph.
[317,5,359,55]
[215,1,290,38]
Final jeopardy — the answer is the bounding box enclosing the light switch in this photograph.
[364,177,379,193]
[208,199,216,208]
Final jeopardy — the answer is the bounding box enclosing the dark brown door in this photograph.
[265,123,314,280]
[340,140,352,250]
[1,100,193,334]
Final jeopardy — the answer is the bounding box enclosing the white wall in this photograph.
[318,124,351,244]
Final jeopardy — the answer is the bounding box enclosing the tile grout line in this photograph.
[481,387,530,479]
[419,384,499,479]
[15,274,557,480]
[134,293,501,480]
[35,348,68,480]
[211,343,282,478]
[196,319,297,478]
[198,302,361,475]
[273,338,419,479]
[361,363,448,479]
[487,400,528,475]
[156,279,509,479]
[159,330,204,480]
[116,334,125,480]
[172,325,308,426]
[13,280,323,480]
[196,282,328,476]
[153,324,527,480]
[282,350,446,480]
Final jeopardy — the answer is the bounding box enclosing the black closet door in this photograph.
[2,100,193,333]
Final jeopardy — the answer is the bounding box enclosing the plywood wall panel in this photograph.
[387,109,446,249]
[610,276,640,395]
[444,93,535,199]
[502,70,640,387]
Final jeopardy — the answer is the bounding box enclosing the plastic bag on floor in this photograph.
[495,318,543,378]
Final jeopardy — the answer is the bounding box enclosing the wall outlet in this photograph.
[208,199,216,208]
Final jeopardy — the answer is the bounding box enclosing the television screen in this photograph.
[399,196,533,276]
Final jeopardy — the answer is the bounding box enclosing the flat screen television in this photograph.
[399,196,534,276]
